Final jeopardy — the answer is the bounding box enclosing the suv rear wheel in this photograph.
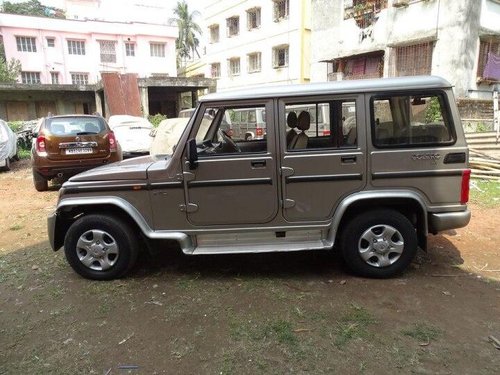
[32,170,48,191]
[64,214,139,280]
[340,209,417,278]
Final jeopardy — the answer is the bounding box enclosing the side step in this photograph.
[184,230,333,255]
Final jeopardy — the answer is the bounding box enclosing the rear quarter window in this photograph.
[371,93,455,148]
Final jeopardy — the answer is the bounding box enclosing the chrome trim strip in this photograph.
[286,173,363,183]
[149,181,184,189]
[372,169,463,180]
[59,141,98,149]
[188,177,273,188]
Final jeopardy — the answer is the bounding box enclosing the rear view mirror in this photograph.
[187,138,198,170]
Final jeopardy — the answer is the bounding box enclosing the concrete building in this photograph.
[187,0,311,91]
[311,0,500,99]
[0,12,216,121]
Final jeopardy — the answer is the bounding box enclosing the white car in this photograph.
[108,115,153,158]
[0,119,18,171]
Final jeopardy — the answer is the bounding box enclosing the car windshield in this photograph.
[46,117,105,135]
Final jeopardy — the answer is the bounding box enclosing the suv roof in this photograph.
[200,76,452,102]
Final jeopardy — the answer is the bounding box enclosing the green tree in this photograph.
[0,43,21,83]
[171,1,202,71]
[2,0,65,18]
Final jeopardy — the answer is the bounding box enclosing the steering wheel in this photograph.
[218,129,241,153]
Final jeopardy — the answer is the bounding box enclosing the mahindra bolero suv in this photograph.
[48,76,471,280]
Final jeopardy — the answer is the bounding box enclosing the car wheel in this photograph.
[64,214,139,280]
[32,170,48,191]
[340,209,418,278]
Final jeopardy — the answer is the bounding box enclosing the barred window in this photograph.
[99,40,116,63]
[71,73,89,85]
[16,36,37,52]
[226,16,239,37]
[51,72,59,84]
[273,0,289,21]
[477,39,500,81]
[21,72,41,84]
[248,52,261,73]
[125,42,135,57]
[228,57,240,77]
[46,37,55,47]
[392,42,434,77]
[209,24,220,43]
[247,7,261,30]
[273,45,289,68]
[211,63,221,78]
[150,42,166,57]
[67,40,86,55]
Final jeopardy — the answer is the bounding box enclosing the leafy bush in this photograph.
[148,113,168,127]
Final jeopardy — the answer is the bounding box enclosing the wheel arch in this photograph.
[330,191,428,250]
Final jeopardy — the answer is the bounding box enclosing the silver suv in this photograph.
[48,76,471,280]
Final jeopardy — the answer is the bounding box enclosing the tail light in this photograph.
[460,169,471,204]
[256,127,263,137]
[322,130,331,136]
[108,132,117,152]
[36,132,46,153]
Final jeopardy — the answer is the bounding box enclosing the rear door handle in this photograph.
[251,160,266,168]
[341,155,357,164]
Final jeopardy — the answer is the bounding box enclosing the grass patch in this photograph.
[17,148,31,159]
[334,303,375,347]
[470,180,500,208]
[402,322,440,343]
[9,224,23,231]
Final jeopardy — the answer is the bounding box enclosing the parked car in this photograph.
[108,115,153,158]
[0,119,18,171]
[229,107,266,140]
[48,76,471,280]
[31,114,122,191]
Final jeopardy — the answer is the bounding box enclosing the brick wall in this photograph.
[456,98,499,132]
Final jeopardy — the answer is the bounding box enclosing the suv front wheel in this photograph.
[64,214,139,280]
[340,209,418,278]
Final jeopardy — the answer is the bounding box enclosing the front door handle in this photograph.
[251,160,266,168]
[341,155,357,164]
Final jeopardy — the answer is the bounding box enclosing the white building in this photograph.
[311,0,500,99]
[188,0,311,91]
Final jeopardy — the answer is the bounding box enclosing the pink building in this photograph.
[0,12,177,85]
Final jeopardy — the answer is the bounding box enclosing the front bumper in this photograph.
[428,208,471,233]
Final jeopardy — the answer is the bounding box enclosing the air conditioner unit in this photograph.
[393,0,409,8]
[328,72,344,81]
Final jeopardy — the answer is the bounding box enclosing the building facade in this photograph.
[0,12,177,85]
[311,0,500,99]
[187,0,311,91]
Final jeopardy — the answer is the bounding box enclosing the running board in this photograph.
[186,240,332,255]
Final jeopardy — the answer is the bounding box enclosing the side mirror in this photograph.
[187,138,198,170]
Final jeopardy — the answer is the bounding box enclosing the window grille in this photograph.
[273,45,289,68]
[51,72,59,84]
[226,16,239,37]
[247,8,261,29]
[99,40,116,63]
[16,36,37,52]
[248,52,261,73]
[228,58,240,76]
[125,42,135,57]
[21,72,40,84]
[67,40,86,55]
[273,0,289,21]
[477,39,500,81]
[211,63,221,78]
[71,73,89,85]
[392,42,433,77]
[150,43,166,57]
[209,25,220,43]
[46,38,55,47]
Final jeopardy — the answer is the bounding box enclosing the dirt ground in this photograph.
[1,160,499,374]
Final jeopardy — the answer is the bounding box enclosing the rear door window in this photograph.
[46,117,105,136]
[372,93,455,147]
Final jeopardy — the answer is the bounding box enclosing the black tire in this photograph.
[64,214,139,280]
[1,157,10,171]
[340,209,418,278]
[32,170,48,191]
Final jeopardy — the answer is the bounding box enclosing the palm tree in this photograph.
[171,1,202,71]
